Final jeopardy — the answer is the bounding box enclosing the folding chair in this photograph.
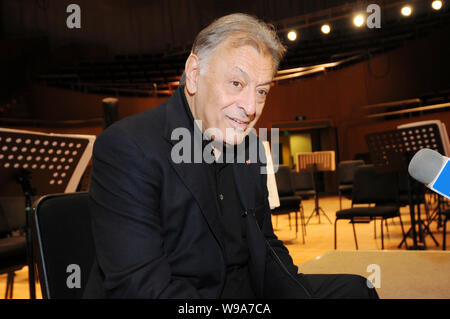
[334,165,406,250]
[33,192,95,298]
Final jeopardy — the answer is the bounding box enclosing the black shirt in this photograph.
[180,87,255,298]
[208,148,255,299]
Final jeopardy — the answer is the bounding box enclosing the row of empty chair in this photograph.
[272,160,449,251]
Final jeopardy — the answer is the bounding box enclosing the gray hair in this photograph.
[180,13,286,85]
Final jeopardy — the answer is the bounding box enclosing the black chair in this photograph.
[337,160,364,210]
[0,199,27,299]
[33,192,95,299]
[291,170,316,200]
[272,165,306,243]
[334,165,406,250]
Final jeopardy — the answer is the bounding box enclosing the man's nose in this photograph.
[239,89,257,119]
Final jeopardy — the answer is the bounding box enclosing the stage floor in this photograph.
[298,250,450,299]
[1,196,449,299]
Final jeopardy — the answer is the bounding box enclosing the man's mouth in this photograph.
[226,116,249,130]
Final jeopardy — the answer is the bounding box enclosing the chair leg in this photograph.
[398,212,408,250]
[351,218,359,250]
[5,271,15,299]
[295,211,298,238]
[385,219,390,239]
[9,272,14,299]
[300,204,307,237]
[4,274,9,299]
[381,218,384,250]
[300,208,306,244]
[374,219,377,239]
[443,217,447,251]
[334,218,339,249]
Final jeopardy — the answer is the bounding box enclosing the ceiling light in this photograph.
[353,14,365,27]
[401,5,413,16]
[287,30,297,41]
[432,0,443,10]
[321,24,331,34]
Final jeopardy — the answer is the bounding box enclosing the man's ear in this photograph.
[184,54,201,95]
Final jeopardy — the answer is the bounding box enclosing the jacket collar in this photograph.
[163,86,196,146]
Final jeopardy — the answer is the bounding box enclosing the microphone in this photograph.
[408,148,450,199]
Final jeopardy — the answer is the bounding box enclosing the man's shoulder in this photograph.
[114,101,168,135]
[95,99,171,153]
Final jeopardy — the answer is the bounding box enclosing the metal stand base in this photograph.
[306,194,332,225]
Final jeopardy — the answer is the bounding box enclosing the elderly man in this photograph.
[84,13,378,299]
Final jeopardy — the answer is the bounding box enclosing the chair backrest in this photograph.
[0,205,10,237]
[291,170,314,191]
[351,165,399,205]
[338,160,365,185]
[0,197,27,232]
[274,165,295,196]
[33,192,95,299]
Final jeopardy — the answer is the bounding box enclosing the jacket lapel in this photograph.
[163,88,225,252]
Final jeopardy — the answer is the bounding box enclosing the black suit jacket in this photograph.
[84,87,312,299]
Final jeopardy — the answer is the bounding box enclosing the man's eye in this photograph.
[231,81,242,88]
[258,89,268,96]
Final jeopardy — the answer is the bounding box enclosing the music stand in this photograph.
[365,123,444,250]
[398,120,450,231]
[0,127,95,298]
[297,151,335,225]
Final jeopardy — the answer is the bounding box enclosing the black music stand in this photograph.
[0,128,95,298]
[366,123,444,250]
[398,120,450,233]
[297,151,335,225]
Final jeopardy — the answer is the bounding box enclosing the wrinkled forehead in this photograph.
[213,33,274,70]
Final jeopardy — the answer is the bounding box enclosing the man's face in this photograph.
[185,37,274,145]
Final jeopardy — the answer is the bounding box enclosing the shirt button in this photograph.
[219,194,224,201]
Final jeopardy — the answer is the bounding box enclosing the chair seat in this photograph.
[295,190,315,199]
[338,184,353,191]
[279,196,301,207]
[0,236,27,270]
[0,236,26,257]
[336,205,399,219]
[272,196,301,214]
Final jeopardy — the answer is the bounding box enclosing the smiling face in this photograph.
[184,36,274,145]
